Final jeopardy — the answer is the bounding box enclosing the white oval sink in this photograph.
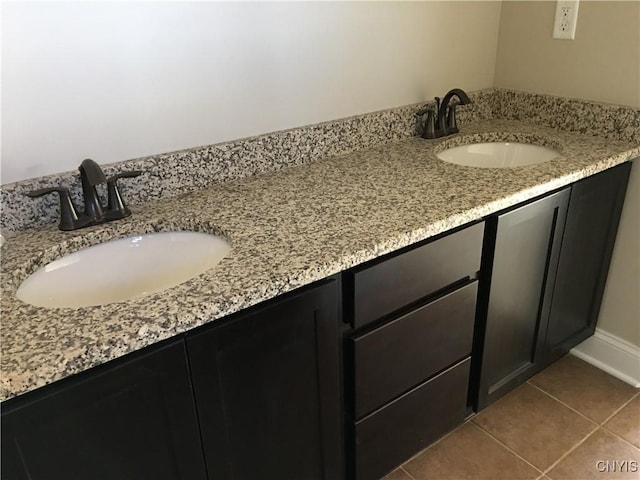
[437,142,559,168]
[17,231,230,308]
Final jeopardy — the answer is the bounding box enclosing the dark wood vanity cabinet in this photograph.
[350,223,485,330]
[1,340,207,480]
[345,223,484,480]
[344,162,632,477]
[476,162,632,410]
[476,189,570,410]
[187,277,344,480]
[1,278,344,480]
[353,282,478,419]
[1,162,631,480]
[542,163,631,365]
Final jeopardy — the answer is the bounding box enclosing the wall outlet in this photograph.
[553,0,579,40]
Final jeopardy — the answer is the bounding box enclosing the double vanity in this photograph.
[15,139,558,308]
[1,89,638,479]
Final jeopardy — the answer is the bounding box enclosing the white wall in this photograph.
[1,1,502,184]
[494,1,640,349]
[494,1,640,107]
[598,162,640,347]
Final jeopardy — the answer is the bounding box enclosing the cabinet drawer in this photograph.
[353,281,477,418]
[354,358,471,480]
[350,222,483,329]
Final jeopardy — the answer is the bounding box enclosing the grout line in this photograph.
[540,424,601,476]
[474,379,613,477]
[399,466,417,480]
[601,424,640,451]
[398,419,470,468]
[528,380,639,429]
[598,391,640,450]
[471,421,545,476]
[523,383,640,475]
[599,390,639,425]
[396,381,639,480]
[525,382,596,422]
[395,419,500,479]
[526,382,605,426]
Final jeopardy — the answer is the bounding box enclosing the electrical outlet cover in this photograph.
[553,0,580,40]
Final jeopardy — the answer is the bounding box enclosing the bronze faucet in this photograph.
[422,88,472,139]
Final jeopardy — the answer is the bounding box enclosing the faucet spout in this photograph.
[79,158,107,185]
[436,88,471,136]
[79,158,107,220]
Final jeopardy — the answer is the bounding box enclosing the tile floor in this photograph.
[383,355,640,480]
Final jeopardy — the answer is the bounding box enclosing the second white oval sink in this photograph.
[17,231,230,309]
[437,142,559,168]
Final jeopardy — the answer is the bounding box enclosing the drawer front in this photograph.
[351,222,483,329]
[353,281,477,418]
[354,358,471,480]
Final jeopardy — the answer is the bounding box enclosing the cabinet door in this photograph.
[543,163,631,364]
[187,278,343,480]
[1,340,206,480]
[477,189,569,409]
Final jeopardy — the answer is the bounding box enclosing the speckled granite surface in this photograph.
[0,90,495,233]
[1,93,639,401]
[4,89,638,235]
[493,90,640,144]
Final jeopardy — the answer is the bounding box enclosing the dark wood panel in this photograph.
[354,358,471,480]
[1,340,206,480]
[353,281,477,418]
[187,279,343,480]
[477,189,569,410]
[543,163,631,364]
[351,222,484,329]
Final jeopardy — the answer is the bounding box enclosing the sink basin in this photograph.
[17,231,230,308]
[437,142,559,168]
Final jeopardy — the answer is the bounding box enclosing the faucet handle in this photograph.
[421,109,437,139]
[446,104,459,134]
[27,187,81,231]
[105,170,142,219]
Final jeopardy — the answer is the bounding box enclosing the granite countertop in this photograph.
[1,118,638,401]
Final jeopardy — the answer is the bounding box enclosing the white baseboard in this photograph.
[570,328,640,388]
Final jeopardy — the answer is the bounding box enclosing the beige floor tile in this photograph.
[548,429,640,480]
[605,395,640,448]
[529,355,637,423]
[403,422,540,480]
[473,383,596,470]
[381,468,413,480]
